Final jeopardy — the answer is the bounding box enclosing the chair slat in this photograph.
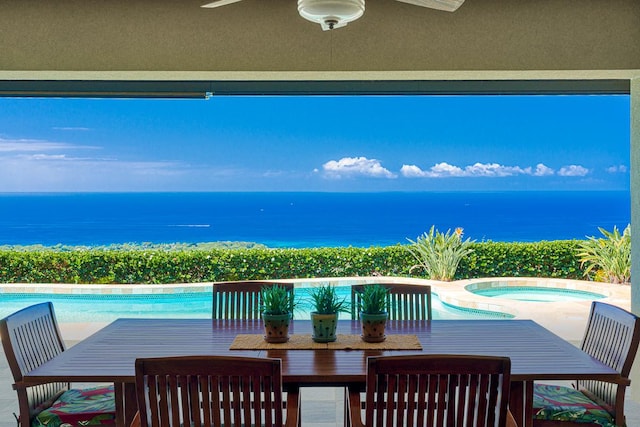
[134,355,298,427]
[436,373,447,427]
[578,302,640,408]
[210,375,222,426]
[534,301,640,427]
[351,283,432,320]
[477,373,491,425]
[350,354,511,427]
[427,374,438,426]
[406,374,418,427]
[1,302,115,426]
[212,281,294,319]
[455,374,469,426]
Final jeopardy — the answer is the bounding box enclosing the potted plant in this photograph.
[356,284,389,343]
[308,284,350,343]
[261,285,295,343]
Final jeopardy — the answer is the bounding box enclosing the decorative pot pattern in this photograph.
[262,313,291,343]
[311,312,338,343]
[360,312,388,343]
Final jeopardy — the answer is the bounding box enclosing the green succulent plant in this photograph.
[308,284,350,315]
[357,284,389,314]
[261,285,296,316]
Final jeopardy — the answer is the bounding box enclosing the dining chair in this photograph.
[212,280,295,319]
[0,302,116,427]
[351,283,432,320]
[347,354,517,427]
[131,355,300,427]
[533,301,640,427]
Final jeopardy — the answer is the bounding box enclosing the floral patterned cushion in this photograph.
[533,384,616,427]
[32,385,116,427]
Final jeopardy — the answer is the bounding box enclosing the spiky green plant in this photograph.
[577,225,631,285]
[406,226,475,281]
[357,284,389,314]
[308,284,350,315]
[261,285,296,315]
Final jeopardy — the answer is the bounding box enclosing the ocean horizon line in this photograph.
[0,237,593,252]
[0,191,629,248]
[0,189,630,195]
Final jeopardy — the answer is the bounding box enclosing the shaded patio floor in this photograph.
[1,329,640,427]
[1,281,640,427]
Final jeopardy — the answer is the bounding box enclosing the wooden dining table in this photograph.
[23,318,621,427]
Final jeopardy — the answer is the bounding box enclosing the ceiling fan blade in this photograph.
[201,0,245,8]
[395,0,465,12]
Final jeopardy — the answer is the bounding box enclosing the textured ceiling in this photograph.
[1,0,639,95]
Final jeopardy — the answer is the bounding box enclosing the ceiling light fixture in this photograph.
[297,0,365,31]
[201,0,465,31]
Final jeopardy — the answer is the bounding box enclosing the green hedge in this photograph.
[457,240,581,279]
[0,240,584,284]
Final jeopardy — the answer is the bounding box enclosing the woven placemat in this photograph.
[229,334,422,350]
[329,334,422,350]
[230,334,326,350]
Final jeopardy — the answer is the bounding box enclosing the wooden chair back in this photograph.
[351,283,432,320]
[576,301,640,422]
[212,280,294,319]
[349,354,512,427]
[0,302,69,425]
[133,355,299,427]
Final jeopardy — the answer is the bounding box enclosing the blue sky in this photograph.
[0,95,630,192]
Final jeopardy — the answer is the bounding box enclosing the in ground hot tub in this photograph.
[464,279,606,302]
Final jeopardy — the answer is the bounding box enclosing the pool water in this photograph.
[0,287,510,323]
[469,286,605,302]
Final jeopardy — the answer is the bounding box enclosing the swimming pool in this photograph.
[464,280,606,302]
[0,286,511,323]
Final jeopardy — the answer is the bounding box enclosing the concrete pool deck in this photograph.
[0,277,638,426]
[20,275,626,343]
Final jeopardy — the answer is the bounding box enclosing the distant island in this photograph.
[0,241,268,251]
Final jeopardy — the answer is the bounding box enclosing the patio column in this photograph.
[632,78,640,316]
[630,77,640,403]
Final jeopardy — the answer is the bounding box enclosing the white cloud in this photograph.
[262,170,286,178]
[400,164,433,178]
[0,136,193,191]
[465,163,531,177]
[558,165,589,177]
[533,163,555,176]
[27,154,70,161]
[400,162,462,177]
[400,161,593,179]
[606,165,628,173]
[52,127,91,131]
[401,162,533,178]
[0,137,82,152]
[322,157,396,179]
[0,154,190,192]
[430,162,466,177]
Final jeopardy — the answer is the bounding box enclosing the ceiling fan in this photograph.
[201,0,465,31]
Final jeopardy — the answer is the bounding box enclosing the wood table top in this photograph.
[24,318,620,386]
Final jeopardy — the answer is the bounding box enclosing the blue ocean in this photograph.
[0,191,630,248]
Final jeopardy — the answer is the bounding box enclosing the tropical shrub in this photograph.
[405,226,474,281]
[576,225,631,285]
